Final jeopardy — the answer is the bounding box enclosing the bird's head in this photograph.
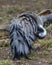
[35,9,52,39]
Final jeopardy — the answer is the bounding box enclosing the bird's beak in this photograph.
[37,25,47,39]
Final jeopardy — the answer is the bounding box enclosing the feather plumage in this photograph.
[9,12,46,59]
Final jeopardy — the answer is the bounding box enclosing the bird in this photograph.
[9,12,47,59]
[9,11,50,60]
[0,9,52,60]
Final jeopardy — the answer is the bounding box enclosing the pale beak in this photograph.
[37,25,47,39]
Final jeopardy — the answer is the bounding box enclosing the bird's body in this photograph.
[9,12,47,59]
[10,13,38,59]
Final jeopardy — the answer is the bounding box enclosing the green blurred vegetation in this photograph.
[0,60,10,65]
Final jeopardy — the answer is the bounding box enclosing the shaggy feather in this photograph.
[9,12,46,59]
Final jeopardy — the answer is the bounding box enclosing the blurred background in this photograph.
[0,0,52,24]
[0,0,52,65]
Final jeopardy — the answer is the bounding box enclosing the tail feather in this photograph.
[10,24,30,59]
[13,46,20,60]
